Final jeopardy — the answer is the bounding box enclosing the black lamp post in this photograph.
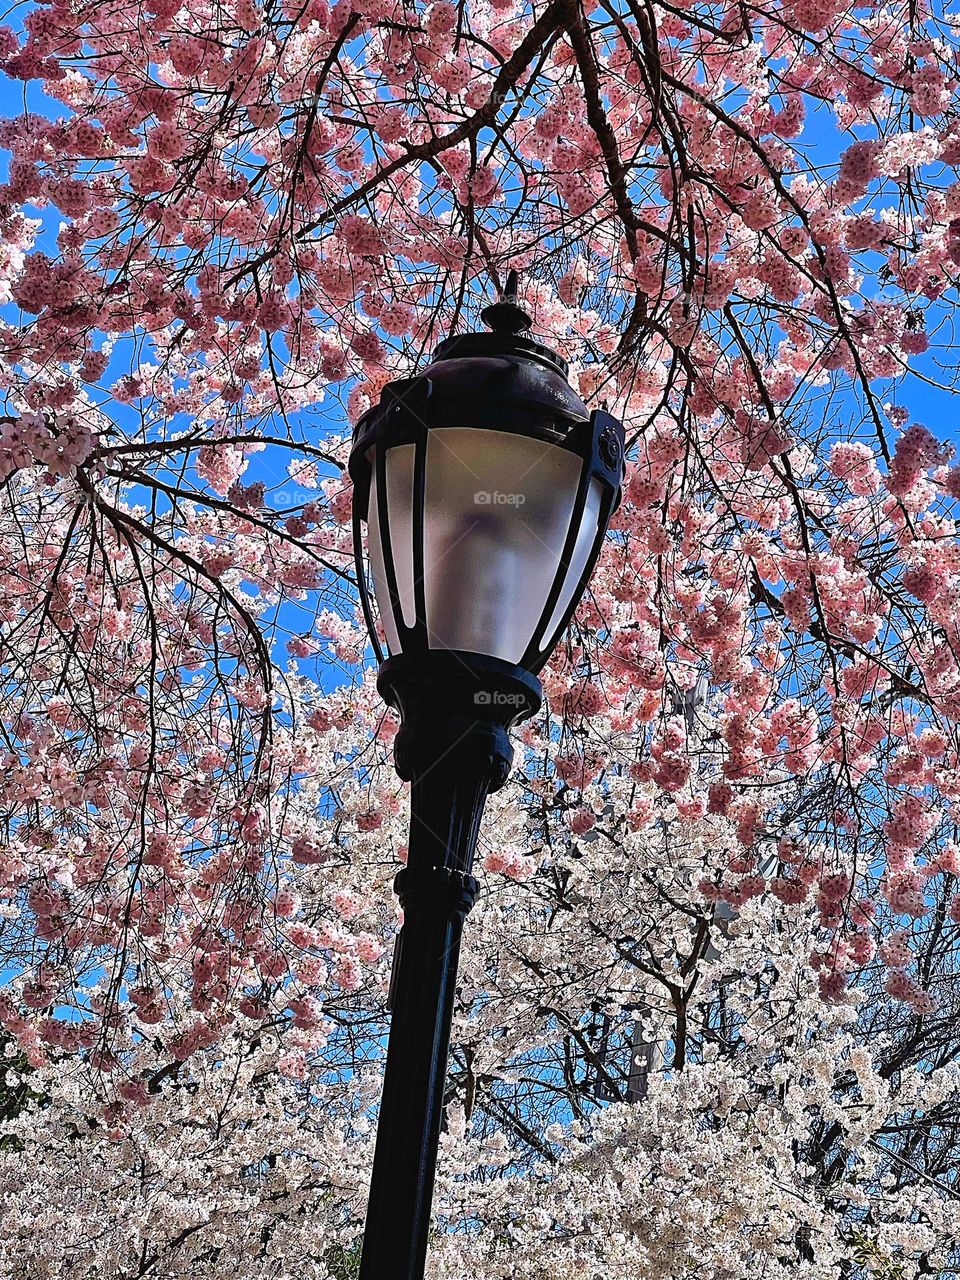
[349,274,624,1279]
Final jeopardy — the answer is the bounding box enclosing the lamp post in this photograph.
[349,274,625,1279]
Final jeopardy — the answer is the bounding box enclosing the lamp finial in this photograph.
[480,270,532,335]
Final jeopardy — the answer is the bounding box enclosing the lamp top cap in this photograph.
[479,269,533,336]
[430,270,569,377]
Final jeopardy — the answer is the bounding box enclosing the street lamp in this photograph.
[349,273,624,1279]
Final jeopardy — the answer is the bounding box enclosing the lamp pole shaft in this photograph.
[358,767,490,1280]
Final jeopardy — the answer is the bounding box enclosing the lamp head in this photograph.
[349,274,624,778]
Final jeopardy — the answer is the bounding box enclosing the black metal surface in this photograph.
[358,656,541,1280]
[378,650,542,782]
[357,768,484,1280]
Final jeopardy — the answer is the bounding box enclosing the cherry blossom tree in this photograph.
[1,802,959,1277]
[2,0,960,1272]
